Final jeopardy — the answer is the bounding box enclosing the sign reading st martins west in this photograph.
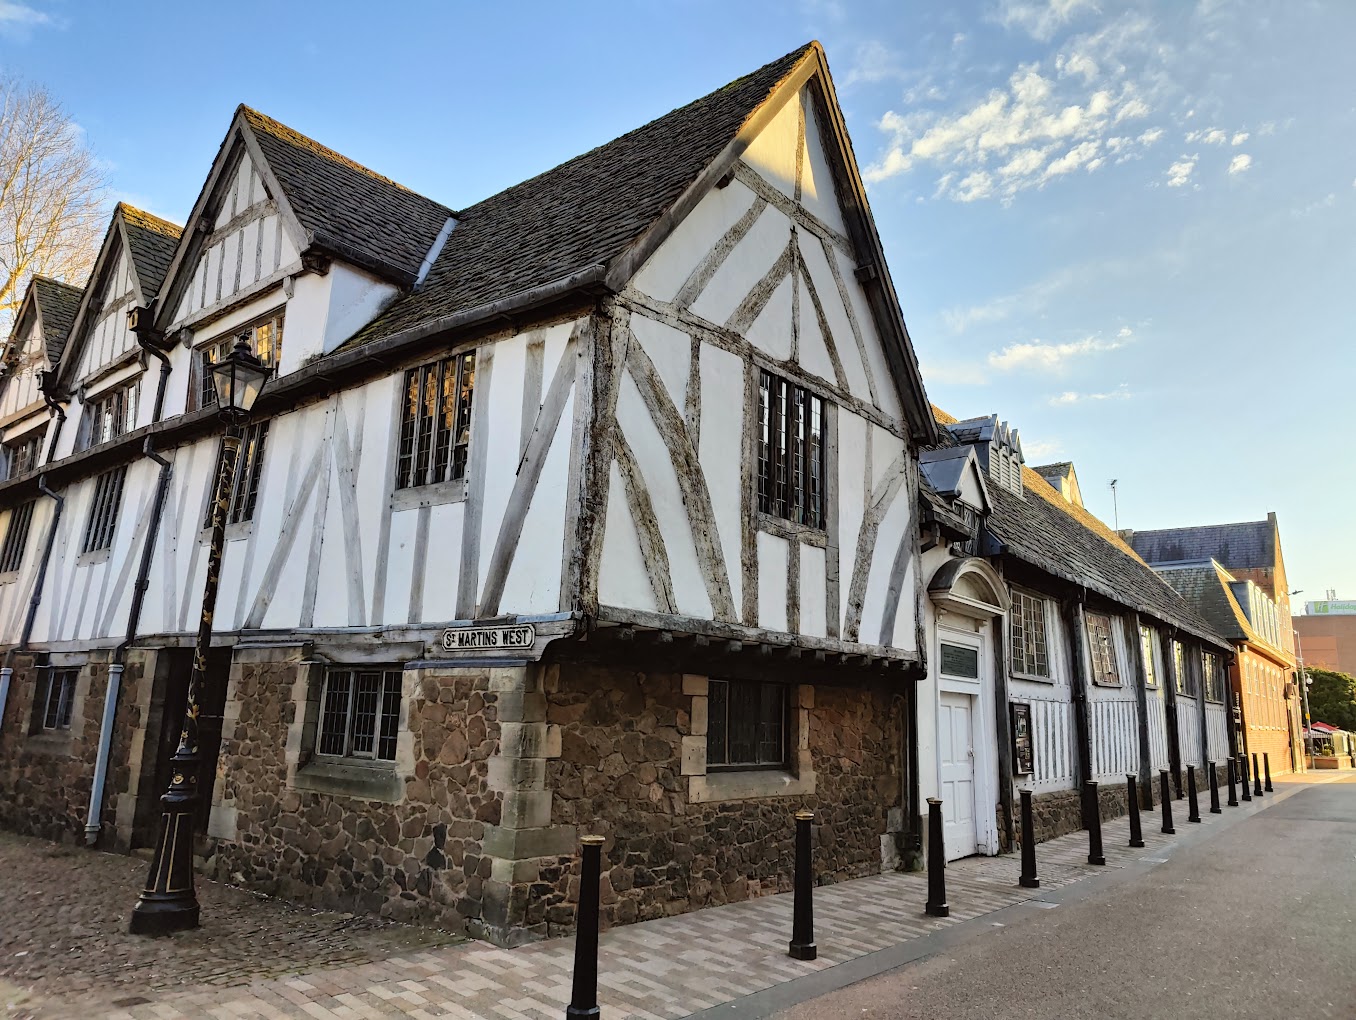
[441,624,536,652]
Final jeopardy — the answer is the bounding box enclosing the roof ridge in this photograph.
[116,202,183,237]
[31,274,84,292]
[1132,519,1271,534]
[238,105,451,210]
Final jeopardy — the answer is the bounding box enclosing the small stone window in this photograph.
[1009,589,1050,679]
[317,667,402,761]
[706,679,787,770]
[31,668,77,733]
[1085,612,1120,687]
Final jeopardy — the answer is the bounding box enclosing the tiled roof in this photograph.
[341,43,816,350]
[119,205,182,303]
[30,276,84,362]
[1154,561,1253,644]
[932,407,1230,648]
[240,107,454,285]
[1128,521,1275,572]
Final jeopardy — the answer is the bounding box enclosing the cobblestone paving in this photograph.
[3,794,1268,1020]
[0,832,460,1016]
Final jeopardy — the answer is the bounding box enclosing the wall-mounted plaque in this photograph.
[441,624,536,652]
[1010,701,1034,776]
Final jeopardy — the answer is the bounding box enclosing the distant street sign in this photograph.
[1307,600,1356,616]
[442,624,536,652]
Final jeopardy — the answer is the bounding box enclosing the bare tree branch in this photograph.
[0,75,106,333]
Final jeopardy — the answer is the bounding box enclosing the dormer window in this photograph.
[83,381,139,449]
[944,415,1025,498]
[2,433,41,480]
[195,310,283,411]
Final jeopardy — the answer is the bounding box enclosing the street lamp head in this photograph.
[209,334,270,423]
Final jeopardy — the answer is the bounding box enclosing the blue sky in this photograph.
[3,0,1351,607]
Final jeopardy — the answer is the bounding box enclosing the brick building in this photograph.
[1295,602,1356,677]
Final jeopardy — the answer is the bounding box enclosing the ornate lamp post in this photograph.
[130,336,269,935]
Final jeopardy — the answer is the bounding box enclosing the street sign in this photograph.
[441,624,536,652]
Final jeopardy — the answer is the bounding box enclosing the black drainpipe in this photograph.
[84,330,174,846]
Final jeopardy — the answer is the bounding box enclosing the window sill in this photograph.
[1090,679,1124,689]
[75,548,110,567]
[25,731,75,756]
[689,766,815,804]
[198,520,253,544]
[1010,671,1055,685]
[292,758,404,803]
[755,512,827,548]
[390,477,467,512]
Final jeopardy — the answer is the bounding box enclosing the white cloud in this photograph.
[997,0,1100,41]
[1058,51,1100,83]
[988,333,1127,373]
[1292,193,1336,218]
[1138,127,1163,145]
[842,41,908,87]
[1166,154,1198,187]
[1227,153,1252,175]
[1117,326,1133,337]
[919,359,990,386]
[1048,384,1132,406]
[1022,437,1065,460]
[1231,131,1249,145]
[0,0,51,35]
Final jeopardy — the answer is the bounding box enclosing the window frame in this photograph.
[1202,652,1225,703]
[315,667,404,763]
[2,432,41,480]
[82,380,139,450]
[1085,611,1121,687]
[755,369,826,531]
[82,466,126,554]
[705,678,790,772]
[395,351,476,492]
[194,309,284,411]
[1139,625,1158,688]
[203,421,270,529]
[1171,639,1196,698]
[0,499,35,574]
[33,668,77,733]
[1009,587,1052,681]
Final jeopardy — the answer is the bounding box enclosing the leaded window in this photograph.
[0,500,35,573]
[3,433,41,480]
[35,669,77,732]
[82,466,125,553]
[706,679,787,770]
[756,370,825,528]
[1172,640,1195,697]
[317,668,403,761]
[1202,652,1224,702]
[84,382,138,449]
[197,312,283,410]
[1140,626,1158,687]
[396,352,475,490]
[1010,589,1050,678]
[204,422,269,527]
[1086,612,1120,686]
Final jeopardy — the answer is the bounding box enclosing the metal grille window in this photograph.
[1009,589,1050,678]
[84,382,138,449]
[756,370,825,528]
[1085,612,1121,686]
[82,466,126,553]
[396,352,476,490]
[0,500,35,573]
[1202,653,1224,702]
[197,312,283,409]
[204,422,269,528]
[36,669,77,731]
[3,433,41,480]
[706,679,787,770]
[1140,626,1158,687]
[317,668,403,761]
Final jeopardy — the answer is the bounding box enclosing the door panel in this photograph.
[939,691,977,861]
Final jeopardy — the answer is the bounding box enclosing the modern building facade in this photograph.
[1295,600,1356,677]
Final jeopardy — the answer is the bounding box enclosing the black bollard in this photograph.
[788,809,817,960]
[1186,765,1201,823]
[1208,761,1221,814]
[1226,757,1239,807]
[1159,770,1175,834]
[1252,752,1263,797]
[1085,781,1106,865]
[566,835,605,1020]
[1263,752,1273,793]
[1127,775,1145,848]
[1240,755,1252,802]
[1019,788,1039,888]
[925,798,949,917]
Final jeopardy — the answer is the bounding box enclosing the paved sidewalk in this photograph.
[5,782,1295,1020]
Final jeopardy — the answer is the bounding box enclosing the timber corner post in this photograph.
[788,809,817,960]
[925,798,948,918]
[1018,788,1039,889]
[565,835,605,1020]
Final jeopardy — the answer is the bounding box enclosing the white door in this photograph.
[939,691,978,861]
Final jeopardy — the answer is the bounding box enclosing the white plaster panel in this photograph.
[421,500,465,624]
[631,181,758,304]
[794,270,835,383]
[598,461,658,613]
[832,245,903,421]
[740,90,800,201]
[240,218,261,289]
[861,481,912,649]
[697,342,743,619]
[221,232,241,297]
[797,236,869,401]
[800,543,827,639]
[745,274,793,362]
[688,204,788,327]
[800,99,849,237]
[835,411,867,636]
[278,222,300,268]
[476,338,526,606]
[497,390,572,615]
[261,215,281,277]
[615,370,712,620]
[757,530,789,633]
[871,424,901,493]
[321,263,399,354]
[382,507,418,626]
[629,314,690,414]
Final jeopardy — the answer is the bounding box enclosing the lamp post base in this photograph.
[130,754,202,935]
